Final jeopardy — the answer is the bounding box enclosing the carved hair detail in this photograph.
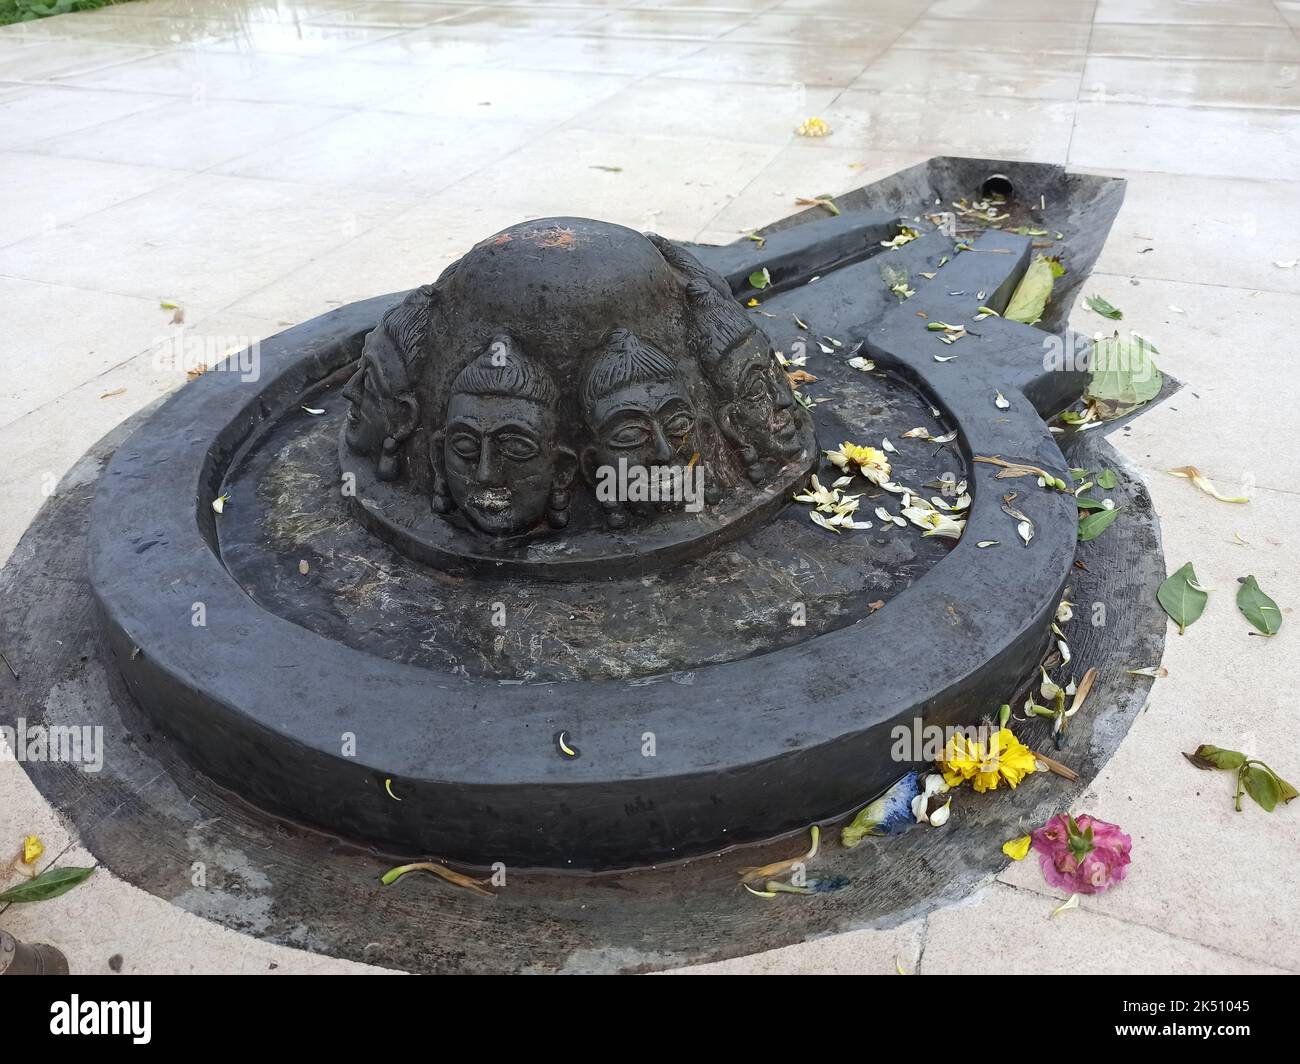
[343,221,817,544]
[580,327,677,411]
[362,283,435,394]
[684,279,759,377]
[452,336,559,406]
[645,233,732,301]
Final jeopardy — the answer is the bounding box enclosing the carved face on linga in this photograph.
[342,286,428,479]
[438,337,574,537]
[580,328,699,519]
[686,280,801,475]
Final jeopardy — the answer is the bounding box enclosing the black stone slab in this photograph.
[79,160,1126,869]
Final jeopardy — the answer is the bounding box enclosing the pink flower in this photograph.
[1031,813,1131,895]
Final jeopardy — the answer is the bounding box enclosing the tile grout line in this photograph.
[1087,267,1300,301]
[1065,0,1101,166]
[686,0,939,240]
[993,880,1300,973]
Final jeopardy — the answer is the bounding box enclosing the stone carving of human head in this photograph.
[579,327,699,528]
[685,279,802,482]
[342,284,431,481]
[434,336,574,537]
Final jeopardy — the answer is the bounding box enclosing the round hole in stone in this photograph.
[980,173,1014,199]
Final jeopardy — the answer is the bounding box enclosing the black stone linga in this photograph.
[341,220,816,546]
[83,161,1130,870]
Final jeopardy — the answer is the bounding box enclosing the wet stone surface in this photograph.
[219,361,959,682]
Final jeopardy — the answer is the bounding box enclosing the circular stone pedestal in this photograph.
[84,201,1099,871]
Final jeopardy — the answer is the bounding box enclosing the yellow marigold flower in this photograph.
[22,835,43,865]
[939,728,1037,793]
[974,728,1038,792]
[938,732,981,788]
[795,117,831,138]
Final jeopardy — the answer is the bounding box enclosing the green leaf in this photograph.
[1236,575,1283,636]
[1086,333,1163,416]
[1184,744,1246,771]
[748,267,771,290]
[1269,768,1299,804]
[1078,505,1122,541]
[1095,468,1117,489]
[1242,764,1281,812]
[1086,294,1123,320]
[1158,562,1208,634]
[1075,496,1108,511]
[0,865,94,904]
[1004,256,1055,325]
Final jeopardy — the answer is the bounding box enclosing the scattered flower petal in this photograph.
[1002,835,1032,861]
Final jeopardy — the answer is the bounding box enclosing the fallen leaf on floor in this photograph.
[796,194,840,217]
[738,825,819,882]
[974,455,1066,489]
[298,560,309,575]
[1274,258,1297,269]
[1166,465,1248,503]
[381,861,494,897]
[1002,492,1034,546]
[100,388,126,399]
[0,866,94,904]
[589,165,622,172]
[186,363,209,381]
[1236,575,1282,636]
[1157,561,1208,634]
[748,267,771,290]
[1078,505,1122,542]
[1004,255,1056,324]
[301,406,326,415]
[1184,744,1297,813]
[1126,666,1168,678]
[881,224,920,250]
[1085,294,1122,320]
[1084,332,1162,419]
[211,493,229,515]
[1034,751,1080,781]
